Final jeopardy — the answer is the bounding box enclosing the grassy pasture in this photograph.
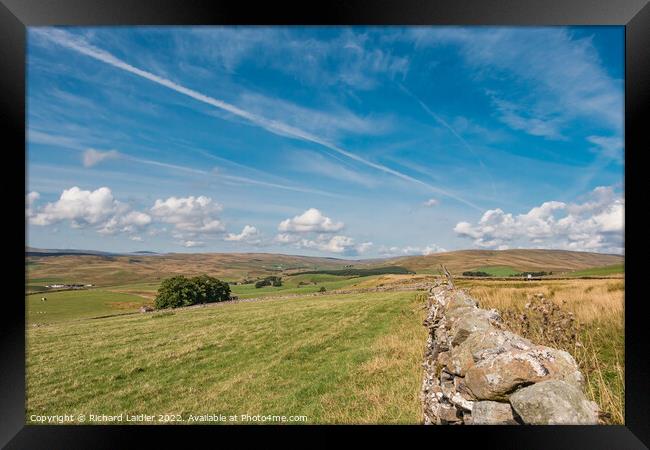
[470,265,520,276]
[229,274,376,298]
[26,290,426,424]
[27,289,151,325]
[25,274,396,327]
[568,264,624,277]
[99,274,382,301]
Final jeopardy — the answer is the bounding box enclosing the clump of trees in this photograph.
[462,271,491,277]
[154,275,231,309]
[255,276,282,288]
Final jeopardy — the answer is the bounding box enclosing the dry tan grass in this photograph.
[457,278,624,424]
[459,279,623,325]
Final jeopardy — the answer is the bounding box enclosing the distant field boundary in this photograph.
[25,287,92,296]
[456,276,623,281]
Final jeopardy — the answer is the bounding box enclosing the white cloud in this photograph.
[26,191,40,217]
[130,236,143,242]
[587,135,624,160]
[238,92,393,141]
[285,150,377,188]
[182,28,409,90]
[423,198,439,207]
[296,235,371,255]
[404,27,623,139]
[181,240,205,248]
[28,186,152,236]
[300,235,355,253]
[356,241,374,254]
[31,186,119,226]
[454,186,623,253]
[82,148,120,167]
[490,97,565,140]
[379,244,447,256]
[224,225,261,244]
[274,233,301,244]
[150,195,225,236]
[33,28,480,211]
[98,210,152,235]
[278,208,344,233]
[273,208,371,255]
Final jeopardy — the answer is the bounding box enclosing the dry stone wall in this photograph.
[421,278,600,425]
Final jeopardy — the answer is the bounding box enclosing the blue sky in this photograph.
[26,26,624,257]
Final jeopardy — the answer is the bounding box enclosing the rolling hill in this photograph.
[389,249,623,275]
[26,248,623,288]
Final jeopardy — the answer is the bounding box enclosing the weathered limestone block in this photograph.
[449,308,501,346]
[464,346,584,401]
[449,329,533,376]
[509,380,599,424]
[436,403,463,423]
[444,306,477,327]
[471,401,519,425]
[446,291,478,311]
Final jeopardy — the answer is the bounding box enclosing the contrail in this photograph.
[34,29,483,212]
[125,155,342,198]
[398,83,498,197]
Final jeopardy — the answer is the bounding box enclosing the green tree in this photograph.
[154,275,231,309]
[154,276,198,309]
[192,275,231,304]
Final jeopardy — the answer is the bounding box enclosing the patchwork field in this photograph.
[26,249,624,290]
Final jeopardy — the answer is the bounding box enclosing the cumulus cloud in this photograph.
[28,186,152,237]
[423,198,439,207]
[278,208,344,233]
[296,235,372,255]
[181,240,205,248]
[30,186,115,226]
[454,186,623,253]
[82,148,120,167]
[273,209,370,255]
[98,210,152,235]
[356,241,374,254]
[274,233,301,245]
[150,196,225,236]
[379,244,447,256]
[224,225,261,244]
[26,191,40,217]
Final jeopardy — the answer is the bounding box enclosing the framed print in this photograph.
[2,0,648,448]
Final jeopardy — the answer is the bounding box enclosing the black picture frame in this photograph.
[2,0,648,448]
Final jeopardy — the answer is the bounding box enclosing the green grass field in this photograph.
[568,264,624,277]
[26,290,426,424]
[27,289,150,324]
[96,274,382,301]
[229,274,376,298]
[25,274,389,329]
[471,266,520,276]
